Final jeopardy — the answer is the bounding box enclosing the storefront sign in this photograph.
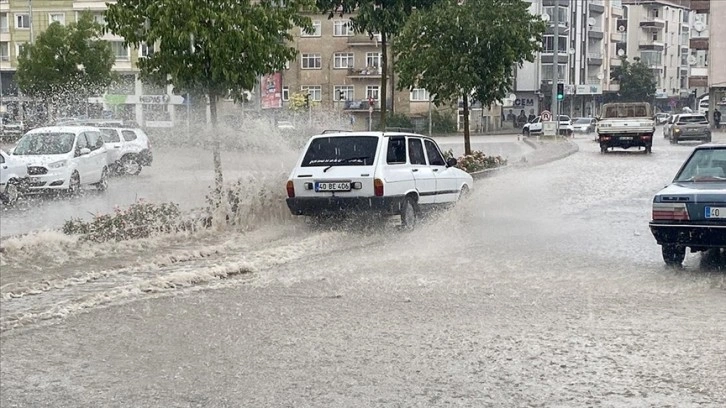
[513,98,535,107]
[575,85,602,95]
[261,73,282,109]
[139,94,171,104]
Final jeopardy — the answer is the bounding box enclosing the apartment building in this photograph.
[0,0,185,127]
[621,0,693,111]
[511,0,623,119]
[703,0,726,121]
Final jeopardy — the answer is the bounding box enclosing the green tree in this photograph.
[610,56,657,102]
[315,0,437,129]
[17,12,114,118]
[394,0,544,154]
[105,0,313,197]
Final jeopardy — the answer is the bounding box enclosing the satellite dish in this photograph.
[693,21,705,32]
[617,48,626,57]
[541,13,550,22]
[587,17,596,27]
[688,55,697,65]
[597,73,604,80]
[569,47,576,55]
[618,24,626,32]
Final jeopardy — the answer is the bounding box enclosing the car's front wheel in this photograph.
[68,171,81,196]
[95,167,108,191]
[1,181,20,205]
[523,128,530,137]
[400,196,418,231]
[662,244,686,266]
[121,156,142,176]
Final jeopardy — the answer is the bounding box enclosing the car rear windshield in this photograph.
[677,115,708,124]
[675,148,726,182]
[574,118,592,124]
[301,136,379,167]
[13,132,75,155]
[602,104,650,118]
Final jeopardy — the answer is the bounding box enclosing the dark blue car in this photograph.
[650,143,726,266]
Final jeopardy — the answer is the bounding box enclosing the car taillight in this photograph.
[652,203,689,221]
[374,178,384,197]
[286,180,295,198]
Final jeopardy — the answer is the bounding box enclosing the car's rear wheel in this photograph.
[458,185,470,202]
[121,156,142,175]
[95,167,108,191]
[645,145,652,154]
[662,245,686,266]
[400,196,417,231]
[523,129,530,137]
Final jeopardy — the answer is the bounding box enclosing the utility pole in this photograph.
[28,0,34,44]
[428,93,433,136]
[551,1,559,122]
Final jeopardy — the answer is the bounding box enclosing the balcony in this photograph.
[640,18,665,31]
[587,28,603,39]
[589,0,605,14]
[690,38,709,50]
[347,33,381,47]
[639,41,665,51]
[689,76,708,88]
[347,66,382,79]
[587,52,603,65]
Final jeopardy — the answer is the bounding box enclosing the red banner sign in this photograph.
[261,73,282,109]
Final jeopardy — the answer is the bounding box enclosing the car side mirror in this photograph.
[80,147,91,156]
[446,157,457,168]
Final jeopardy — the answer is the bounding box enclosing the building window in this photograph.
[366,85,380,101]
[91,12,105,25]
[0,13,8,33]
[542,35,567,53]
[15,13,30,29]
[111,41,129,60]
[333,52,354,69]
[14,42,26,58]
[301,85,322,101]
[0,41,8,61]
[301,21,321,37]
[543,6,567,24]
[410,88,430,102]
[49,13,65,25]
[139,42,153,58]
[301,53,321,69]
[282,86,289,101]
[541,64,567,81]
[333,20,353,36]
[334,85,354,101]
[366,52,381,68]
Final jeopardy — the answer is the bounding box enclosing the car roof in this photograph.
[677,113,706,117]
[311,131,428,138]
[694,142,725,149]
[27,126,99,133]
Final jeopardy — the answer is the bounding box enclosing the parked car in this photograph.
[669,113,711,144]
[655,112,670,125]
[572,117,597,134]
[650,143,726,266]
[11,126,110,194]
[285,131,473,229]
[0,149,29,205]
[99,126,153,175]
[663,114,679,139]
[522,115,574,137]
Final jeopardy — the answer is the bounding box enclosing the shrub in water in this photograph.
[62,201,183,242]
[442,149,508,173]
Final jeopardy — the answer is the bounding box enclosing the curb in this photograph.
[469,137,578,181]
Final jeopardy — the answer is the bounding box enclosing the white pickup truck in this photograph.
[597,102,655,154]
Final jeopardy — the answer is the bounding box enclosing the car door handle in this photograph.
[432,168,439,172]
[412,169,418,172]
[114,146,121,148]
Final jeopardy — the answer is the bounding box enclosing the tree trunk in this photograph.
[380,31,388,130]
[463,91,471,155]
[208,92,224,198]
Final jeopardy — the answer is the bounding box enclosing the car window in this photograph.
[100,129,121,143]
[122,130,138,141]
[76,133,89,151]
[675,149,726,181]
[407,138,427,165]
[424,139,446,166]
[301,136,378,167]
[386,136,407,165]
[677,115,708,125]
[86,131,104,151]
[0,154,4,164]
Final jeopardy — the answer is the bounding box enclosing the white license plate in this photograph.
[619,136,633,140]
[705,206,726,219]
[315,182,350,192]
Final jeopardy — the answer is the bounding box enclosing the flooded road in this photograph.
[1,131,725,407]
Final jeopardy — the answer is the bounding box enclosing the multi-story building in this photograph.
[622,0,693,111]
[688,0,709,100]
[706,0,725,122]
[511,0,623,120]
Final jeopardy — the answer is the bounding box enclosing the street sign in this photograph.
[541,110,552,121]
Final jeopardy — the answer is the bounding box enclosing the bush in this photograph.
[62,201,184,242]
[442,149,507,173]
[379,113,414,130]
[432,110,457,134]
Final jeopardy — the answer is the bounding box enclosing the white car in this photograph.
[11,126,110,194]
[285,131,474,229]
[572,117,597,134]
[522,115,574,137]
[99,126,153,175]
[0,149,29,204]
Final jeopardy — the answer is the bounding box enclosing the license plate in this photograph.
[705,206,726,219]
[619,136,633,140]
[315,182,351,192]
